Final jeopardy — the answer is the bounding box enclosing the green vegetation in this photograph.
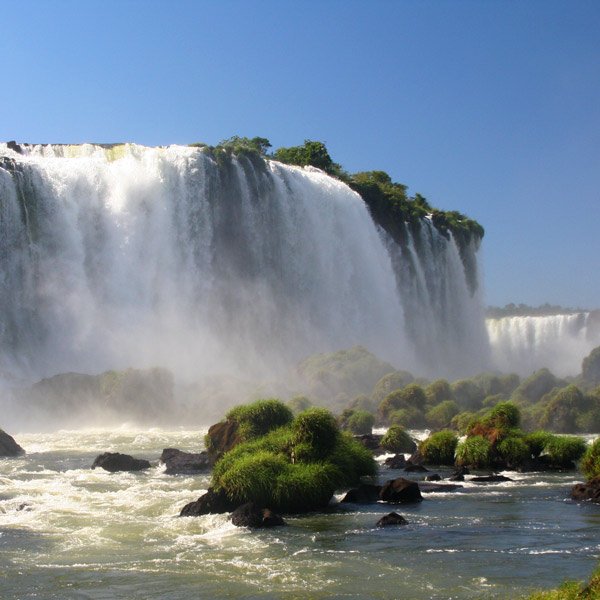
[544,435,587,467]
[337,408,375,435]
[378,383,426,426]
[225,398,294,442]
[425,400,460,429]
[380,425,416,454]
[455,435,492,468]
[286,395,312,415]
[419,431,459,465]
[523,565,600,599]
[210,403,376,513]
[581,346,600,389]
[273,139,343,177]
[580,438,600,479]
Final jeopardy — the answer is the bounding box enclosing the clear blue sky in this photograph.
[3,0,599,309]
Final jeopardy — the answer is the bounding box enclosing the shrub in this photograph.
[346,410,375,435]
[496,435,530,467]
[292,407,339,461]
[380,425,416,453]
[226,398,293,441]
[348,393,377,412]
[540,385,585,433]
[426,400,460,429]
[372,371,414,406]
[455,435,491,468]
[425,379,452,406]
[488,401,521,430]
[545,435,587,467]
[524,430,554,458]
[389,406,424,428]
[451,379,485,410]
[286,395,312,415]
[581,438,600,480]
[419,431,458,465]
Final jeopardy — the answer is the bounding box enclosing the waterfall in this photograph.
[0,143,488,384]
[486,312,600,377]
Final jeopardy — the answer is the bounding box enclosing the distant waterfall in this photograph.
[0,143,488,383]
[486,312,600,377]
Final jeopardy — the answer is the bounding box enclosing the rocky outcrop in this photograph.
[230,502,286,528]
[379,478,423,503]
[470,474,512,483]
[571,476,600,503]
[159,448,210,474]
[180,487,237,516]
[91,452,151,472]
[205,420,241,464]
[0,429,25,457]
[355,433,385,455]
[376,512,408,527]
[404,462,428,473]
[341,484,382,504]
[383,454,406,469]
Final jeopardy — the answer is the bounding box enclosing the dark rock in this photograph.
[408,447,425,465]
[470,474,513,483]
[6,141,23,154]
[419,482,463,493]
[231,502,286,528]
[448,466,469,481]
[180,487,238,516]
[160,448,210,474]
[376,512,408,527]
[205,419,241,464]
[379,478,423,504]
[571,476,600,503]
[404,462,429,473]
[518,456,554,473]
[355,433,384,455]
[384,454,406,469]
[425,474,441,481]
[91,452,151,472]
[0,429,25,457]
[341,484,382,504]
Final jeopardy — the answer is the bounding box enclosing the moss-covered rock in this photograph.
[380,425,416,454]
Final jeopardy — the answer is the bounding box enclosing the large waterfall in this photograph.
[486,312,600,377]
[0,143,488,385]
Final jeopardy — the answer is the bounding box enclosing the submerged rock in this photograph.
[470,474,513,483]
[91,452,151,472]
[379,478,423,504]
[376,512,408,527]
[571,476,600,504]
[383,454,406,469]
[159,448,210,474]
[0,429,25,457]
[180,487,237,516]
[404,462,428,473]
[230,502,286,528]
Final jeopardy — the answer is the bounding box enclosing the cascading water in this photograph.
[486,312,600,377]
[0,142,488,387]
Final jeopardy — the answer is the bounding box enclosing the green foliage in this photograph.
[378,383,426,424]
[581,346,600,388]
[524,565,600,599]
[451,378,485,411]
[540,385,586,433]
[488,401,521,430]
[581,438,600,480]
[226,398,293,441]
[425,378,453,406]
[286,395,312,415]
[216,136,272,156]
[496,435,530,466]
[425,400,460,429]
[455,435,492,468]
[524,430,554,458]
[371,370,415,406]
[292,407,339,461]
[545,435,587,467]
[450,410,477,434]
[273,139,343,177]
[348,393,377,413]
[419,431,458,465]
[345,410,375,435]
[380,425,416,454]
[389,406,424,428]
[511,368,568,406]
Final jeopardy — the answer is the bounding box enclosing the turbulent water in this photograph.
[1,428,599,600]
[0,142,487,384]
[487,313,600,377]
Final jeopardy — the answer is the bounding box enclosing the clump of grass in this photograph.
[419,430,458,465]
[455,435,491,468]
[226,398,293,441]
[380,425,416,453]
[581,438,600,480]
[545,435,587,467]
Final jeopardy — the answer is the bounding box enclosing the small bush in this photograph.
[497,435,530,466]
[455,435,492,468]
[581,438,600,479]
[545,435,587,467]
[419,430,458,465]
[488,401,521,429]
[426,400,460,429]
[524,430,553,458]
[380,425,416,453]
[226,398,293,441]
[292,407,339,461]
[346,410,375,435]
[389,406,424,428]
[286,395,312,415]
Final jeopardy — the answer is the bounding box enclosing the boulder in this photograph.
[419,482,463,493]
[341,484,382,504]
[376,512,408,527]
[408,447,425,465]
[205,420,241,464]
[230,502,286,528]
[448,466,469,481]
[355,433,385,455]
[379,478,423,504]
[404,462,429,473]
[571,476,600,503]
[383,454,407,469]
[470,474,513,483]
[180,487,238,516]
[91,452,151,472]
[0,429,25,457]
[425,474,441,481]
[160,448,210,474]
